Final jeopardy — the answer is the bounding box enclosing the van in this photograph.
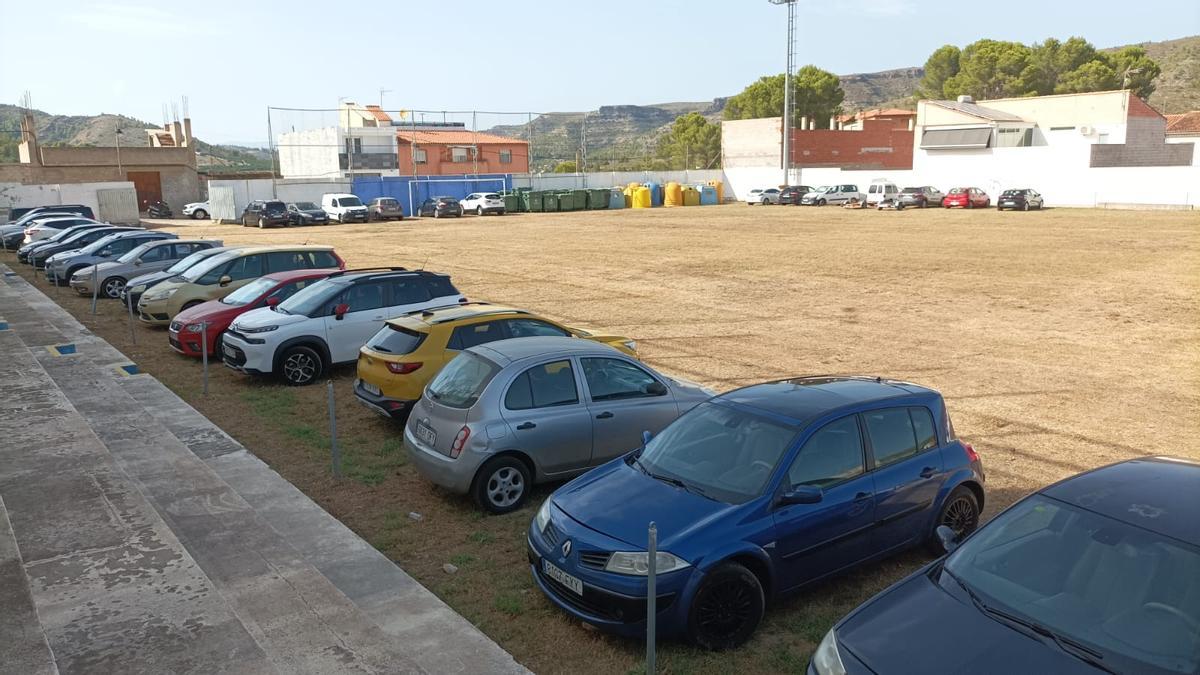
[865,180,900,206]
[321,193,369,223]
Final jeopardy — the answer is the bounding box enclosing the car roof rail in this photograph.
[326,266,408,278]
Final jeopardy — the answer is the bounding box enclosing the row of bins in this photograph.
[501,180,724,212]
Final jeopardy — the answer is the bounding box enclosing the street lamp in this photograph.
[1122,67,1143,90]
[769,0,797,186]
[115,128,123,176]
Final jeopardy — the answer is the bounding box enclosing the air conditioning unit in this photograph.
[1079,126,1095,136]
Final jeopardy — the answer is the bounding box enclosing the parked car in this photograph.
[240,200,290,228]
[779,186,813,206]
[221,268,465,386]
[69,240,220,299]
[122,246,243,310]
[818,456,1198,675]
[8,204,95,223]
[355,303,639,422]
[22,216,101,244]
[287,201,329,226]
[168,268,338,357]
[367,197,405,221]
[321,193,369,223]
[865,180,900,207]
[997,188,1044,211]
[897,186,945,208]
[48,230,177,284]
[2,212,95,248]
[460,193,505,216]
[15,223,115,262]
[528,375,984,649]
[746,188,782,205]
[137,245,344,325]
[182,201,210,219]
[26,226,139,269]
[800,185,863,206]
[418,196,464,218]
[406,336,713,513]
[943,187,991,209]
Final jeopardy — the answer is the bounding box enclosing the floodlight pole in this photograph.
[770,0,797,187]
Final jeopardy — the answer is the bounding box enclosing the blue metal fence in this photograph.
[352,174,514,216]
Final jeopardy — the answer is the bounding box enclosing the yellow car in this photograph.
[354,303,638,420]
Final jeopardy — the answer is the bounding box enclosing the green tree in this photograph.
[655,112,721,169]
[723,65,844,126]
[942,39,1034,100]
[918,45,961,99]
[552,160,577,173]
[1025,37,1098,95]
[1055,60,1119,95]
[1105,46,1161,99]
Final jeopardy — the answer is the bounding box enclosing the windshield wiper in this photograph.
[941,565,1114,673]
[371,345,392,353]
[639,464,712,500]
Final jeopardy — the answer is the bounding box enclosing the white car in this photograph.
[23,216,102,244]
[865,180,900,207]
[746,188,782,205]
[321,193,369,223]
[182,201,210,219]
[221,268,465,386]
[799,185,864,206]
[460,192,505,216]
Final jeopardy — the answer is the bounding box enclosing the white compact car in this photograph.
[321,193,369,223]
[746,188,781,205]
[459,192,506,216]
[221,268,465,385]
[800,185,864,206]
[182,201,210,219]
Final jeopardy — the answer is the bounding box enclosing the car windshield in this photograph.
[116,242,154,264]
[275,278,344,317]
[48,227,88,242]
[167,249,218,274]
[293,202,317,210]
[821,186,838,193]
[426,351,501,409]
[265,201,286,211]
[1002,190,1024,196]
[81,235,120,254]
[638,402,797,504]
[338,196,362,207]
[944,494,1200,675]
[220,277,277,306]
[949,188,968,194]
[180,250,240,282]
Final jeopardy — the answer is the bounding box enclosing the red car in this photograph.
[168,268,339,357]
[943,187,991,208]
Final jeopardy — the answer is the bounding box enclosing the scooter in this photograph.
[147,201,173,218]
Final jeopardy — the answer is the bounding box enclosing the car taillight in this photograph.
[386,361,422,375]
[964,442,979,463]
[450,425,470,459]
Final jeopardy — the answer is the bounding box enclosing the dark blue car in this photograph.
[527,376,985,649]
[812,456,1200,675]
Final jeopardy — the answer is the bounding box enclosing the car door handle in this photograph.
[854,491,872,502]
[515,422,536,430]
[919,467,936,479]
[595,411,614,419]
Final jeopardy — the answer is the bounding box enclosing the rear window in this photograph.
[483,194,500,200]
[425,275,459,299]
[427,352,500,409]
[377,199,398,207]
[367,324,427,355]
[949,188,967,194]
[902,187,921,193]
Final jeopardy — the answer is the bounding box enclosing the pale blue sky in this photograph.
[1,0,1196,143]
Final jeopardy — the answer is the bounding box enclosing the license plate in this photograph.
[415,421,436,447]
[359,379,381,396]
[222,344,236,359]
[542,559,583,595]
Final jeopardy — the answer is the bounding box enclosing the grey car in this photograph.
[70,239,222,299]
[404,336,714,513]
[45,230,177,284]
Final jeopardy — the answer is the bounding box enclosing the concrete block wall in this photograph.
[1090,117,1195,168]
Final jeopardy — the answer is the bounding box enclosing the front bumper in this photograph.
[353,379,413,420]
[219,331,272,374]
[168,321,215,357]
[137,296,173,325]
[403,426,479,494]
[69,276,94,295]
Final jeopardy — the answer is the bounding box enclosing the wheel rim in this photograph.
[283,352,317,384]
[477,207,484,215]
[942,496,978,537]
[258,218,266,228]
[103,278,124,298]
[695,578,754,642]
[485,467,524,508]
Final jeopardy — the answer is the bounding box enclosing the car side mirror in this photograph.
[641,430,653,446]
[133,259,142,266]
[218,274,232,287]
[334,303,349,319]
[936,525,960,553]
[780,485,823,506]
[265,296,281,307]
[644,381,668,396]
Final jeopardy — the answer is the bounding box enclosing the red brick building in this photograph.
[395,130,529,176]
[790,109,915,170]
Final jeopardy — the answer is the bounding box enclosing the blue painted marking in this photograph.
[50,343,77,355]
[119,364,139,376]
[0,321,8,331]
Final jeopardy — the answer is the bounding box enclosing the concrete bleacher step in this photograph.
[0,266,527,675]
[0,497,58,675]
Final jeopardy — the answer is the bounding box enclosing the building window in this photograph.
[452,147,469,163]
[500,149,512,164]
[996,127,1033,148]
[413,148,427,164]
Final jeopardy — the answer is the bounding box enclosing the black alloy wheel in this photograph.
[688,562,765,650]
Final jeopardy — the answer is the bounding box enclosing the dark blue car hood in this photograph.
[837,568,1097,674]
[552,459,735,551]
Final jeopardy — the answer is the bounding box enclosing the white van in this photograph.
[865,180,900,206]
[321,193,369,223]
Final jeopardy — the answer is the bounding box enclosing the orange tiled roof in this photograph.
[364,105,391,123]
[1165,111,1200,134]
[395,130,527,145]
[838,107,916,122]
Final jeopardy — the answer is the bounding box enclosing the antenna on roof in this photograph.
[417,255,430,271]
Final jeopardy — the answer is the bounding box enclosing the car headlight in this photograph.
[535,498,552,534]
[604,551,690,576]
[144,287,178,301]
[621,340,637,352]
[812,628,847,675]
[183,323,206,333]
[239,324,278,334]
[129,284,147,293]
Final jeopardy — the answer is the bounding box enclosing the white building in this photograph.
[277,102,415,179]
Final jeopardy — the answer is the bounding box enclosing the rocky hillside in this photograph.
[1129,35,1200,114]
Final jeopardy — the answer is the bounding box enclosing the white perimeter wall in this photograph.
[0,181,140,223]
[206,178,353,215]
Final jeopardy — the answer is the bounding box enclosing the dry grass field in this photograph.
[6,203,1197,673]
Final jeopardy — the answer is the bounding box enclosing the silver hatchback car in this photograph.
[405,336,713,513]
[70,239,222,298]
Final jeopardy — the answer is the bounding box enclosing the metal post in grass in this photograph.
[200,322,209,395]
[646,521,658,674]
[91,264,99,315]
[127,291,136,345]
[327,380,342,478]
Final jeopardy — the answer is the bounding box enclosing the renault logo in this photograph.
[561,540,572,557]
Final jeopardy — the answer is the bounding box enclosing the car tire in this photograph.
[927,485,980,554]
[472,456,531,514]
[818,198,826,206]
[102,276,126,299]
[258,217,267,228]
[192,209,208,220]
[280,345,323,386]
[761,198,770,205]
[1022,202,1030,211]
[687,561,765,651]
[476,206,485,216]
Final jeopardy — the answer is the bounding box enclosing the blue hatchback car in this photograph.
[811,456,1200,675]
[527,376,985,649]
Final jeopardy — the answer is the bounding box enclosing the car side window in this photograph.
[226,255,263,281]
[449,321,506,351]
[198,261,232,285]
[505,319,569,338]
[504,360,578,410]
[580,358,659,402]
[787,416,865,489]
[140,245,171,262]
[910,407,938,451]
[309,252,339,268]
[341,281,385,312]
[268,279,311,302]
[864,407,919,467]
[389,278,432,306]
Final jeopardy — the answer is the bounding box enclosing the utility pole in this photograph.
[379,88,392,109]
[769,0,797,187]
[115,128,123,176]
